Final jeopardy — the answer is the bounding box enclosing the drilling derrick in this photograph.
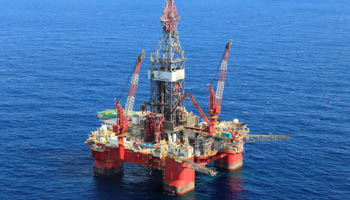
[149,0,186,128]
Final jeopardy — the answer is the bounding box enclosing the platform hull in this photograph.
[163,157,195,195]
[214,153,243,171]
[92,147,124,176]
[163,182,195,196]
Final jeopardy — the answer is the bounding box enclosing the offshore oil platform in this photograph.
[85,0,290,195]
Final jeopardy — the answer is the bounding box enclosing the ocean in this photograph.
[0,0,349,199]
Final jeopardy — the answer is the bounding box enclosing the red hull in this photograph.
[90,146,243,195]
[92,147,123,176]
[163,157,195,195]
[214,153,243,171]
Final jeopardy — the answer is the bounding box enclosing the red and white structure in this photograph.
[86,0,290,196]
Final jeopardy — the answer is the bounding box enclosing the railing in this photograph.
[244,134,291,143]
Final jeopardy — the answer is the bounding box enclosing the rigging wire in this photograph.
[116,60,138,104]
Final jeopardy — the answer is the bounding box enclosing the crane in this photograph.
[175,40,233,134]
[125,50,145,118]
[207,39,232,135]
[113,51,145,135]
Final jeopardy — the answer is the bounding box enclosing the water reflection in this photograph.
[92,164,164,200]
[195,168,245,200]
[223,168,245,198]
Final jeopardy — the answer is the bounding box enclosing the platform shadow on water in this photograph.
[93,174,124,200]
[92,165,169,200]
[194,167,245,200]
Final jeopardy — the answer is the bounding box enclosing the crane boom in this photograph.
[177,93,210,126]
[125,51,146,118]
[114,51,145,135]
[113,101,126,134]
[215,39,232,113]
[206,40,232,135]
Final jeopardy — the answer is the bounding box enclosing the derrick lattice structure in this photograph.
[149,0,186,128]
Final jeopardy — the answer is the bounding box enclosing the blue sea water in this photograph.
[0,0,349,199]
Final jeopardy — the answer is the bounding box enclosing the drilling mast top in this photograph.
[160,0,180,32]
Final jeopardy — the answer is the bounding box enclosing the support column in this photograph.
[93,159,123,176]
[92,147,124,176]
[214,153,243,171]
[163,157,195,195]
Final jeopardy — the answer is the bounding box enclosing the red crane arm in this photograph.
[125,51,145,118]
[215,39,232,114]
[177,93,210,126]
[114,51,145,135]
[113,101,126,134]
[205,40,233,135]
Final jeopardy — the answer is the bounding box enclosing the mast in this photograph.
[149,0,186,129]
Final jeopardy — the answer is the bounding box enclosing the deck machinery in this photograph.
[85,0,290,196]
